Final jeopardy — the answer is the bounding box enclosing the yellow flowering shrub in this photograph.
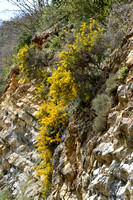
[17,44,33,81]
[59,18,103,66]
[36,67,78,197]
[17,44,45,82]
[57,18,103,101]
[35,19,103,198]
[13,19,103,197]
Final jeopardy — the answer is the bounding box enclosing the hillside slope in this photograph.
[0,4,133,200]
[48,27,133,200]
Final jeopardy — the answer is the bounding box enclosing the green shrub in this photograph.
[106,66,128,95]
[92,94,112,116]
[0,56,14,94]
[16,44,49,82]
[42,0,121,29]
[35,51,48,67]
[92,94,112,132]
[47,35,61,55]
[16,32,32,53]
[118,66,128,80]
[106,74,119,94]
[0,189,12,200]
[49,35,61,48]
[93,116,107,133]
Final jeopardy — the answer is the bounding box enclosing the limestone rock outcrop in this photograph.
[0,69,43,199]
[48,28,133,200]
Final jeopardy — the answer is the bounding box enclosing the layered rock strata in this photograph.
[48,28,133,200]
[0,70,43,199]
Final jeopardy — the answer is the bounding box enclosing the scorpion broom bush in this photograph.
[35,19,103,197]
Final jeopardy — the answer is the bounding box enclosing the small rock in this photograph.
[18,111,33,126]
[17,145,27,152]
[126,50,133,67]
[93,142,114,164]
[2,160,10,171]
[82,172,90,189]
[117,85,128,104]
[62,162,76,181]
[0,144,3,155]
[108,111,118,126]
[10,138,19,148]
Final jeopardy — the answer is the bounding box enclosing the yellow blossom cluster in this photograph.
[60,19,103,58]
[32,19,103,197]
[36,64,78,195]
[17,44,29,61]
[13,19,103,197]
[17,44,36,81]
[76,19,103,50]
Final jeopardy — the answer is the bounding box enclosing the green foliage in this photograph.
[92,94,112,116]
[52,0,63,6]
[1,56,14,81]
[118,66,128,80]
[0,171,4,177]
[0,69,6,94]
[16,44,49,82]
[92,94,112,132]
[0,56,14,94]
[106,74,119,94]
[40,0,122,31]
[64,0,117,24]
[38,0,121,35]
[47,35,61,55]
[93,116,107,133]
[50,35,61,48]
[106,66,128,95]
[22,198,31,200]
[16,32,32,53]
[0,189,12,200]
[57,19,103,93]
[17,44,34,81]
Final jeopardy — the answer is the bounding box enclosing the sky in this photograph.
[0,0,20,21]
[0,0,51,22]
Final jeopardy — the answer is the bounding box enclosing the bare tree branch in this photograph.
[6,0,49,30]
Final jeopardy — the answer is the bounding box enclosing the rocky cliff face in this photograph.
[0,16,133,200]
[0,69,44,199]
[48,28,133,200]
